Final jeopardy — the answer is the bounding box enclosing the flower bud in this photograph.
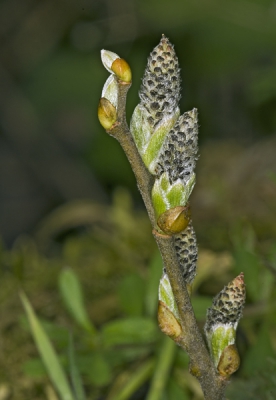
[157,205,191,235]
[139,35,181,129]
[158,301,182,339]
[154,109,198,183]
[111,58,132,83]
[174,221,198,285]
[204,273,246,370]
[150,110,198,220]
[98,98,117,130]
[130,35,182,172]
[217,344,240,378]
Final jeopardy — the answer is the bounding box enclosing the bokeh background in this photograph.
[1,0,276,245]
[0,0,276,399]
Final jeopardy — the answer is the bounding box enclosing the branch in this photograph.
[104,78,227,399]
[153,231,227,399]
[106,80,156,227]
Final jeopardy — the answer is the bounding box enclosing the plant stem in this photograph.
[146,336,176,400]
[153,231,227,399]
[106,79,227,399]
[107,80,156,227]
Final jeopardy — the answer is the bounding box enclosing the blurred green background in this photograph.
[0,0,276,399]
[0,0,276,245]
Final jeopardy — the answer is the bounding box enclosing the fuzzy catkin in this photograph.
[155,109,198,183]
[174,221,198,284]
[205,273,246,333]
[139,35,181,129]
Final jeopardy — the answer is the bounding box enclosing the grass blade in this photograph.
[146,336,176,400]
[68,333,86,400]
[107,359,155,400]
[20,291,74,400]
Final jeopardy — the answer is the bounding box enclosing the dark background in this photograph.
[0,0,276,246]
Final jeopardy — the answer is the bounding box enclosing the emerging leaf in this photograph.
[159,273,180,321]
[101,49,120,73]
[101,75,119,109]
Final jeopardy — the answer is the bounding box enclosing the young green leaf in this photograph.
[68,334,86,400]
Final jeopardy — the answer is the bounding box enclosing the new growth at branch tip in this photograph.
[97,37,247,392]
[98,35,199,293]
[98,49,132,130]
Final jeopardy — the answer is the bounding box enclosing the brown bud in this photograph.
[158,301,182,339]
[157,205,191,235]
[217,344,240,378]
[111,58,132,83]
[190,365,201,378]
[98,98,117,130]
